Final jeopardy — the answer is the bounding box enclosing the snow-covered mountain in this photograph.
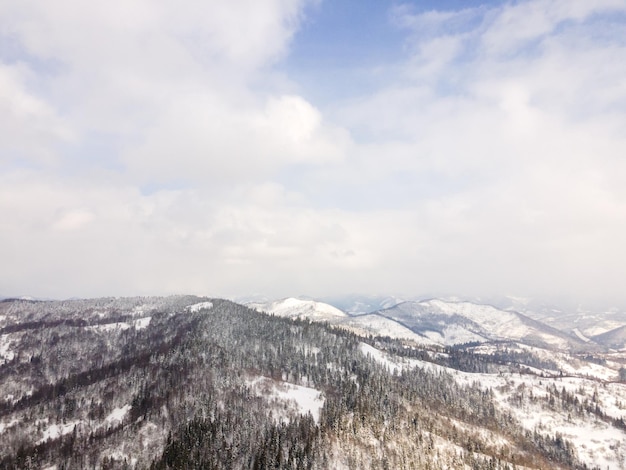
[248,298,440,345]
[376,299,590,350]
[248,297,614,351]
[492,296,626,339]
[320,294,410,314]
[247,297,600,351]
[3,296,626,469]
[247,297,347,321]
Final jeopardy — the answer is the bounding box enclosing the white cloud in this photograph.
[1,0,626,305]
[480,0,626,56]
[0,0,336,179]
[122,93,348,184]
[0,64,74,164]
[324,0,626,303]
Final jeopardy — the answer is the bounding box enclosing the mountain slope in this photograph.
[593,325,626,350]
[337,312,437,345]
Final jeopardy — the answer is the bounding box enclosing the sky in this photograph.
[1,0,626,305]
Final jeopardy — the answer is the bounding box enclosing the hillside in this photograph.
[1,297,625,469]
[593,325,626,350]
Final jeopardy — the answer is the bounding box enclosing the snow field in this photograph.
[245,375,325,423]
[38,421,80,444]
[0,334,14,365]
[0,418,18,434]
[106,404,131,424]
[133,317,151,330]
[187,301,214,313]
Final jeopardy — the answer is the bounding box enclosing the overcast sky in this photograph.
[1,0,626,305]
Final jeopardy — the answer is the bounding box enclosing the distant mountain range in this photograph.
[248,296,626,352]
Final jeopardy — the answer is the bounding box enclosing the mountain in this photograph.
[375,299,592,350]
[592,325,626,350]
[491,296,626,339]
[249,298,436,345]
[320,294,409,314]
[2,296,626,469]
[250,297,604,351]
[247,297,347,321]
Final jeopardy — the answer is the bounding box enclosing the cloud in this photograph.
[321,0,626,302]
[479,0,626,56]
[0,0,340,180]
[0,64,74,165]
[1,0,626,305]
[122,93,349,184]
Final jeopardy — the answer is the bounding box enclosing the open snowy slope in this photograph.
[377,299,589,350]
[337,313,437,345]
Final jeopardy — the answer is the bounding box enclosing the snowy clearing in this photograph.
[38,421,80,443]
[0,418,18,434]
[106,404,131,424]
[0,334,14,364]
[187,301,213,313]
[245,376,325,423]
[86,322,131,332]
[134,317,151,330]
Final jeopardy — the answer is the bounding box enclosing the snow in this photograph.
[245,376,325,423]
[133,317,151,330]
[504,379,626,469]
[367,340,626,469]
[0,334,14,364]
[131,304,149,316]
[87,322,131,332]
[426,299,520,330]
[187,301,213,313]
[38,421,80,443]
[0,418,18,434]
[85,317,150,332]
[106,404,131,424]
[573,328,591,342]
[382,299,574,348]
[422,324,486,345]
[359,343,403,373]
[341,314,436,345]
[250,298,346,321]
[359,342,455,377]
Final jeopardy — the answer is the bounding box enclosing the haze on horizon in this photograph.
[1,0,625,307]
